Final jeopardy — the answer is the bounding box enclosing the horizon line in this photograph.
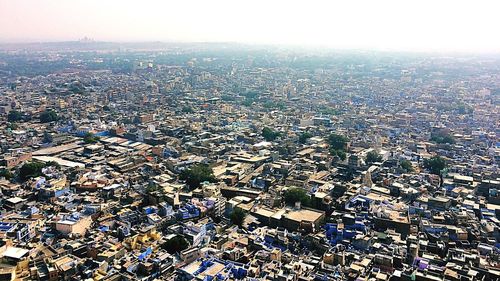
[1,38,500,56]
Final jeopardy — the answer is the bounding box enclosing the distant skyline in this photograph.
[1,0,500,53]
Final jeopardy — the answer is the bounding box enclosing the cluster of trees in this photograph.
[436,103,473,115]
[238,91,288,110]
[0,54,74,76]
[179,164,217,189]
[365,151,382,164]
[262,101,286,110]
[277,145,292,156]
[241,91,259,106]
[145,183,163,194]
[220,94,236,102]
[83,132,100,144]
[43,131,53,143]
[161,236,189,254]
[7,110,23,122]
[230,208,247,227]
[242,100,254,107]
[181,106,194,113]
[400,160,414,172]
[424,156,447,175]
[456,104,474,115]
[6,123,18,130]
[8,109,60,124]
[328,133,348,161]
[298,132,313,144]
[430,132,455,144]
[40,109,59,123]
[283,187,311,207]
[19,161,59,181]
[318,106,341,116]
[0,168,13,180]
[262,127,281,141]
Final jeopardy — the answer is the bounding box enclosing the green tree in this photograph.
[19,162,46,181]
[40,109,58,123]
[298,132,312,144]
[221,95,235,102]
[179,164,217,189]
[263,101,285,110]
[161,236,189,254]
[242,99,253,107]
[424,156,447,175]
[243,91,258,99]
[262,127,280,141]
[330,149,346,161]
[365,151,382,164]
[45,161,60,169]
[0,169,13,180]
[456,104,473,114]
[319,107,340,116]
[42,131,53,143]
[277,146,289,156]
[284,187,311,207]
[328,133,348,151]
[6,123,18,130]
[146,183,162,194]
[83,132,100,144]
[400,160,414,172]
[69,83,84,94]
[7,110,22,122]
[430,132,455,144]
[230,208,247,227]
[182,106,194,113]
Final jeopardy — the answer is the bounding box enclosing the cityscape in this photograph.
[1,1,500,281]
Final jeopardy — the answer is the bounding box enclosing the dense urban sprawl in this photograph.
[0,42,499,281]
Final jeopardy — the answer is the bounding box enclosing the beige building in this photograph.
[55,215,92,236]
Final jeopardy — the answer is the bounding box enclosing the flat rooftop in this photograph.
[284,209,324,223]
[32,142,80,156]
[33,156,85,168]
[2,247,29,259]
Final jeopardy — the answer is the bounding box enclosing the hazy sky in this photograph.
[1,0,499,52]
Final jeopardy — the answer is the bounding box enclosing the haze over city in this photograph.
[0,1,500,281]
[1,0,500,52]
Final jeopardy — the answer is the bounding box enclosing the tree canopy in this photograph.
[19,162,46,181]
[40,109,58,123]
[179,164,217,189]
[400,160,414,172]
[298,132,313,144]
[182,106,194,113]
[262,127,281,141]
[330,149,346,161]
[43,131,53,143]
[430,132,455,144]
[328,133,348,161]
[83,132,100,144]
[283,187,311,207]
[161,236,189,254]
[328,133,348,151]
[6,123,18,130]
[263,101,286,110]
[45,161,60,169]
[7,110,22,122]
[424,156,447,175]
[230,208,247,227]
[0,169,13,180]
[365,151,382,164]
